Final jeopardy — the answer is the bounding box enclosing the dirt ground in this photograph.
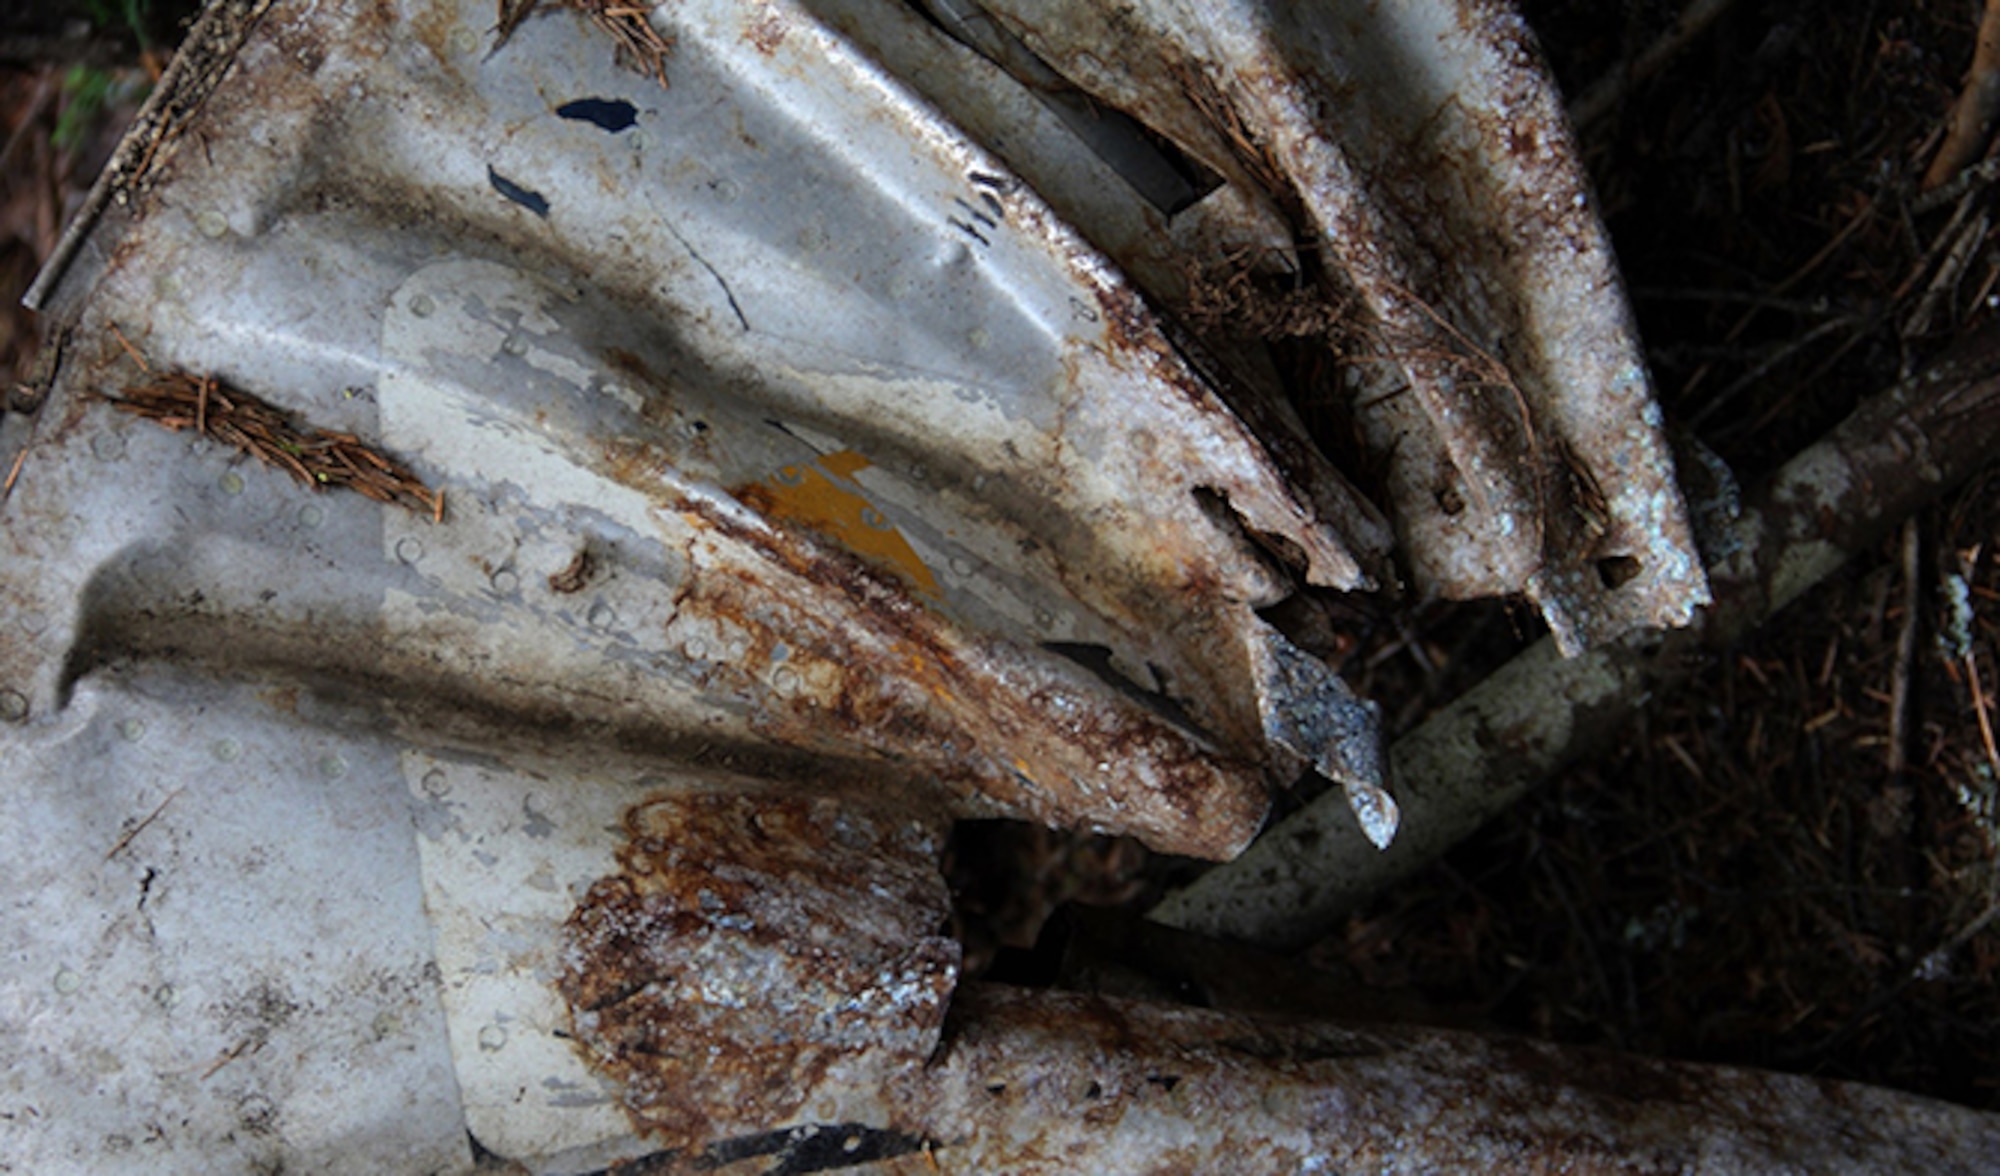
[5,0,1997,1115]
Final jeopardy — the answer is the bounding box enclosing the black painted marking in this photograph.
[696,1123,931,1174]
[947,217,991,248]
[487,166,550,217]
[954,196,998,229]
[557,97,638,132]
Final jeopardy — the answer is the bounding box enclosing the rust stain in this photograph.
[734,450,940,597]
[558,792,957,1149]
[662,489,1270,857]
[548,547,594,594]
[746,10,788,57]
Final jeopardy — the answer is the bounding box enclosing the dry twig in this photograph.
[1568,0,1740,131]
[1886,519,1920,776]
[104,788,184,861]
[1173,60,1287,203]
[1922,0,2000,190]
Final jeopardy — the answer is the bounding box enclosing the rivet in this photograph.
[409,293,436,318]
[490,568,519,594]
[448,25,480,55]
[297,503,325,528]
[212,738,242,762]
[195,209,229,238]
[501,333,528,357]
[395,537,424,564]
[587,602,615,629]
[53,968,81,995]
[477,1024,508,1051]
[91,431,127,461]
[117,718,147,742]
[421,768,450,798]
[219,471,244,496]
[0,690,27,722]
[318,753,348,780]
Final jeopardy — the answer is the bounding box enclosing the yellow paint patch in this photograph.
[754,450,940,596]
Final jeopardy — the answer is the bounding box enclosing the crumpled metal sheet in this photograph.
[16,673,1996,1175]
[0,0,1739,1170]
[9,0,1404,860]
[966,0,1711,653]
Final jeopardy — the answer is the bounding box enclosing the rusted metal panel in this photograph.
[9,0,1407,859]
[888,985,2000,1175]
[0,0,1753,1171]
[972,0,1710,654]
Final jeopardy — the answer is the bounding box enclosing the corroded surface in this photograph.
[0,0,1744,1171]
[559,793,957,1149]
[6,0,1381,859]
[976,0,1709,653]
[898,985,2000,1174]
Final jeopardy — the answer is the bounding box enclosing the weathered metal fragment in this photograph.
[0,0,1756,1171]
[7,0,1413,861]
[1155,318,2000,946]
[967,0,1711,653]
[877,985,2000,1175]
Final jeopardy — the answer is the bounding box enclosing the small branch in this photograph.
[1969,642,2000,782]
[108,371,443,518]
[1922,0,2000,191]
[1886,519,1920,776]
[1782,898,2000,1064]
[1912,155,2000,215]
[198,1037,259,1081]
[1153,321,2000,947]
[1568,0,1740,132]
[1901,210,1990,338]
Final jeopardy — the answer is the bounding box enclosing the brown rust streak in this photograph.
[548,547,595,594]
[668,491,1267,858]
[745,9,788,57]
[558,792,955,1149]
